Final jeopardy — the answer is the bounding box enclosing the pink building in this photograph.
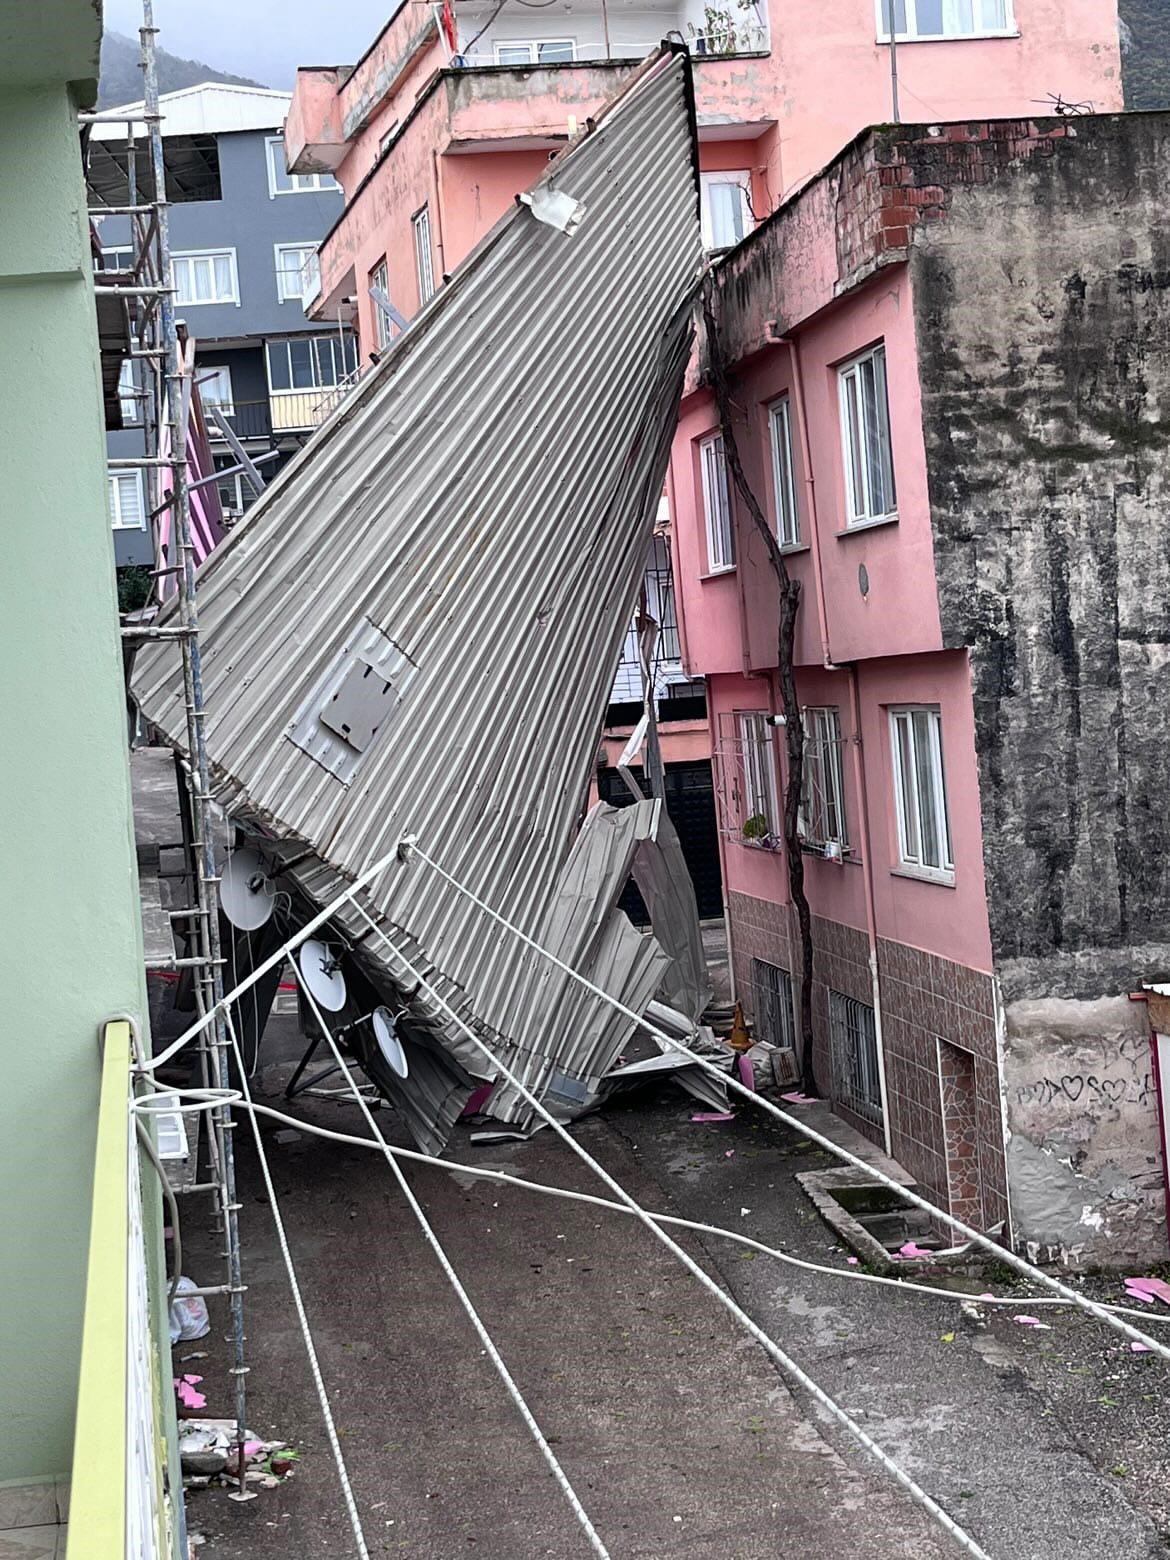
[284,3,1160,1263]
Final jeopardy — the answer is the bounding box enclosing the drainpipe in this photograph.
[846,665,893,1154]
[780,326,892,1147]
[431,147,448,279]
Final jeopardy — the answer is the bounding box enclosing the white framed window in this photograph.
[699,431,734,572]
[412,207,436,304]
[369,258,391,349]
[878,0,1013,41]
[889,705,954,880]
[699,171,752,251]
[196,365,234,414]
[171,249,239,307]
[213,454,246,521]
[737,711,781,841]
[108,469,145,531]
[266,334,357,393]
[117,360,139,424]
[801,706,848,852]
[768,395,799,547]
[838,342,896,527]
[266,136,339,196]
[98,245,135,274]
[275,242,320,304]
[494,39,576,63]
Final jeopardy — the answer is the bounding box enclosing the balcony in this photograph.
[206,379,359,442]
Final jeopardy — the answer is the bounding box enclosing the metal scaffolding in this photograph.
[83,0,250,1486]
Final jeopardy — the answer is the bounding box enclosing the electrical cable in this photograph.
[130,1084,1170,1328]
[461,0,511,57]
[294,980,613,1560]
[218,1007,372,1560]
[407,843,1170,1366]
[344,899,994,1560]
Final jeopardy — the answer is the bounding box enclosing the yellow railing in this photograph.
[67,1020,171,1559]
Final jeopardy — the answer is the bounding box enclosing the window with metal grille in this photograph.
[751,959,795,1051]
[828,990,883,1126]
[800,706,848,852]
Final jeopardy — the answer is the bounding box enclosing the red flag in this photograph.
[441,0,458,53]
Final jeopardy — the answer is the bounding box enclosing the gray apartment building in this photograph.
[89,84,349,567]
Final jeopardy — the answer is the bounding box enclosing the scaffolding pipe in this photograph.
[140,0,249,1486]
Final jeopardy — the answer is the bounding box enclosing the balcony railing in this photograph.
[67,1020,172,1559]
[206,378,362,441]
[454,11,770,66]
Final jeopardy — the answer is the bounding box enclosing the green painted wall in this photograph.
[0,82,152,1481]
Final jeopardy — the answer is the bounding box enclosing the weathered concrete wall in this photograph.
[908,113,1170,1000]
[1003,996,1165,1267]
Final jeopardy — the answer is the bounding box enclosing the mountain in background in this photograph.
[98,29,265,106]
[1120,0,1170,109]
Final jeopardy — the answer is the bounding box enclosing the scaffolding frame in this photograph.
[84,1,250,1489]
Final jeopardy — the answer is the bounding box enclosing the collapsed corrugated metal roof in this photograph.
[132,46,716,1150]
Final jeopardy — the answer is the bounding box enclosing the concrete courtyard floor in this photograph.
[135,751,1170,1560]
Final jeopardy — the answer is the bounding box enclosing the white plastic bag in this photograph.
[169,1276,211,1344]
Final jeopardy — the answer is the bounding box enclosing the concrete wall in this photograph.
[1003,996,1164,1267]
[0,81,150,1481]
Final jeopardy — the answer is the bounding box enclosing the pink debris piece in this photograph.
[461,1084,494,1118]
[1013,1315,1050,1329]
[691,1111,736,1123]
[243,1438,265,1457]
[846,1257,859,1266]
[1125,1276,1170,1305]
[1131,1341,1153,1353]
[724,1149,735,1159]
[736,1054,755,1091]
[979,1292,997,1301]
[897,1241,933,1259]
[175,1374,206,1409]
[780,1092,818,1104]
[1123,1282,1156,1304]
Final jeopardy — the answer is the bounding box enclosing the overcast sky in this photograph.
[102,0,401,87]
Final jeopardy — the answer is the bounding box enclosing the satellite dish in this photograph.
[371,1006,408,1079]
[220,848,275,931]
[297,938,348,1012]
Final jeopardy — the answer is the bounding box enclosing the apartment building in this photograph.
[680,107,1168,1265]
[88,83,345,567]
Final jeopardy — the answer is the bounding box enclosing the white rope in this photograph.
[216,1012,372,1560]
[345,900,993,1560]
[407,844,1170,1366]
[133,1085,1170,1327]
[293,977,612,1560]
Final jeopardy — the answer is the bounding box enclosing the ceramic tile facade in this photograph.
[729,890,1009,1231]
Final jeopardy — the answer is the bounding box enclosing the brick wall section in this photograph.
[836,119,1078,292]
[728,890,1009,1231]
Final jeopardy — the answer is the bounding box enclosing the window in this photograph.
[878,0,1012,40]
[379,122,400,155]
[751,960,796,1051]
[801,707,848,853]
[266,137,339,196]
[369,259,392,350]
[829,992,883,1126]
[98,245,134,274]
[737,711,780,841]
[412,207,436,304]
[768,396,799,547]
[699,431,734,572]
[275,243,320,304]
[108,470,145,531]
[213,454,245,521]
[699,171,752,251]
[266,335,358,393]
[838,342,896,526]
[494,39,576,63]
[889,705,954,880]
[117,360,139,424]
[196,365,234,414]
[172,249,239,306]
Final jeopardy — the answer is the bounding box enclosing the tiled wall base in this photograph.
[728,890,1009,1232]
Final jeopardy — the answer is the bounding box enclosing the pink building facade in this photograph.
[283,3,1170,1263]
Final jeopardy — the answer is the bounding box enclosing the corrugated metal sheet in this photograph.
[132,47,708,1146]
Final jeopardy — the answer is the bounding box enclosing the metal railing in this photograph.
[205,380,361,440]
[67,1020,171,1560]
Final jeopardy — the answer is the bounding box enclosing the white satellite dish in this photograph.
[297,938,348,1012]
[371,1006,408,1079]
[220,848,275,931]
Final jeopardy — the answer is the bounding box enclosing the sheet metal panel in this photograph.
[133,48,706,1144]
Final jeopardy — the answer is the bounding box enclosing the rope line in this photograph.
[345,899,993,1560]
[293,977,612,1560]
[407,844,1170,1367]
